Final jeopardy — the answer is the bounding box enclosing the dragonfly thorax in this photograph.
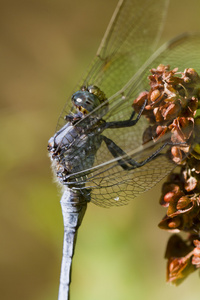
[71,85,108,117]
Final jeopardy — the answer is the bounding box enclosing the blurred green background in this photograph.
[1,0,200,299]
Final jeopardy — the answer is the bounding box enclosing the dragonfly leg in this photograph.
[133,142,171,168]
[103,135,184,170]
[104,98,147,129]
[102,135,141,170]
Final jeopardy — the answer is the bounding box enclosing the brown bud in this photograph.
[168,217,181,229]
[150,89,161,102]
[176,196,191,210]
[132,91,148,113]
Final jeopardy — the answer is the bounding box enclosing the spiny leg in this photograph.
[104,98,147,129]
[102,136,140,170]
[103,135,182,171]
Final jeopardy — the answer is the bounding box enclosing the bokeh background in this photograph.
[1,0,200,299]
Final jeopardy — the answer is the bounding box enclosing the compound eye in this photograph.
[71,92,84,104]
[76,97,83,104]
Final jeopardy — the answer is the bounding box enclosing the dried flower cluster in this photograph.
[133,65,200,285]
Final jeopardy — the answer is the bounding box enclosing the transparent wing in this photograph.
[67,33,200,207]
[70,132,176,208]
[56,0,169,130]
[104,33,200,122]
[54,0,200,207]
[90,150,175,208]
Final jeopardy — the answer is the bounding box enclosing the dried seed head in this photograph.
[134,65,200,285]
[133,65,200,164]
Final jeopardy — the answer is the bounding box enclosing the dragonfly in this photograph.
[48,0,200,299]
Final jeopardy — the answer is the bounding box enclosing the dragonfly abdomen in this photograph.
[58,189,88,300]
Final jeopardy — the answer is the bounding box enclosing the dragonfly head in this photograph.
[71,85,108,117]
